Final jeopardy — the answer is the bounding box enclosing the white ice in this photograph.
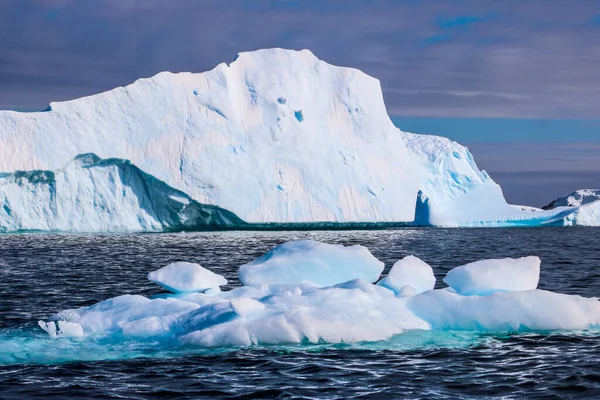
[408,289,600,331]
[148,261,228,293]
[3,47,596,230]
[376,255,435,295]
[0,154,242,232]
[443,256,540,296]
[238,240,384,287]
[544,189,600,208]
[39,241,600,347]
[0,49,420,225]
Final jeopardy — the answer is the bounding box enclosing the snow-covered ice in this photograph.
[543,189,600,209]
[238,240,384,287]
[38,241,600,348]
[148,262,228,293]
[443,256,540,296]
[376,255,435,295]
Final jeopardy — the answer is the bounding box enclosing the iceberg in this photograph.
[0,47,598,229]
[376,255,435,295]
[38,241,600,348]
[238,240,384,287]
[541,189,600,227]
[148,262,228,293]
[443,256,540,296]
[0,153,243,232]
[543,189,600,209]
[0,49,420,225]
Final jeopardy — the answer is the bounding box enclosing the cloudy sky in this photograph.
[1,0,599,205]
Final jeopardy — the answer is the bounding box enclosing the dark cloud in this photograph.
[465,142,600,206]
[1,0,600,118]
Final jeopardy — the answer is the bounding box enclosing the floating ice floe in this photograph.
[38,240,600,347]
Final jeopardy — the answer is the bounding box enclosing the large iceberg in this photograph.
[38,241,600,348]
[0,48,598,230]
[0,49,420,225]
[376,255,435,295]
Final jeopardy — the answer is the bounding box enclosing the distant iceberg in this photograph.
[536,189,600,227]
[543,189,600,209]
[0,48,598,230]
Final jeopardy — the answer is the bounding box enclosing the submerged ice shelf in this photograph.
[33,240,600,351]
[1,47,597,231]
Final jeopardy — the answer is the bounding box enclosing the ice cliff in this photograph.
[0,48,597,230]
[0,154,242,232]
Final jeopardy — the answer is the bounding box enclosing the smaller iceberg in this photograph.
[148,262,228,293]
[37,240,600,350]
[376,255,435,295]
[238,240,384,287]
[443,256,540,296]
[543,189,600,209]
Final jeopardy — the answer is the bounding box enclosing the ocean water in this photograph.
[1,228,600,399]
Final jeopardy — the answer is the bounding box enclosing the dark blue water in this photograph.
[1,228,600,399]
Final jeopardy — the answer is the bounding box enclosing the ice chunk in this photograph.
[37,320,84,338]
[443,256,540,296]
[408,289,600,332]
[178,280,428,347]
[238,240,384,287]
[230,297,265,317]
[148,262,228,293]
[377,255,435,294]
